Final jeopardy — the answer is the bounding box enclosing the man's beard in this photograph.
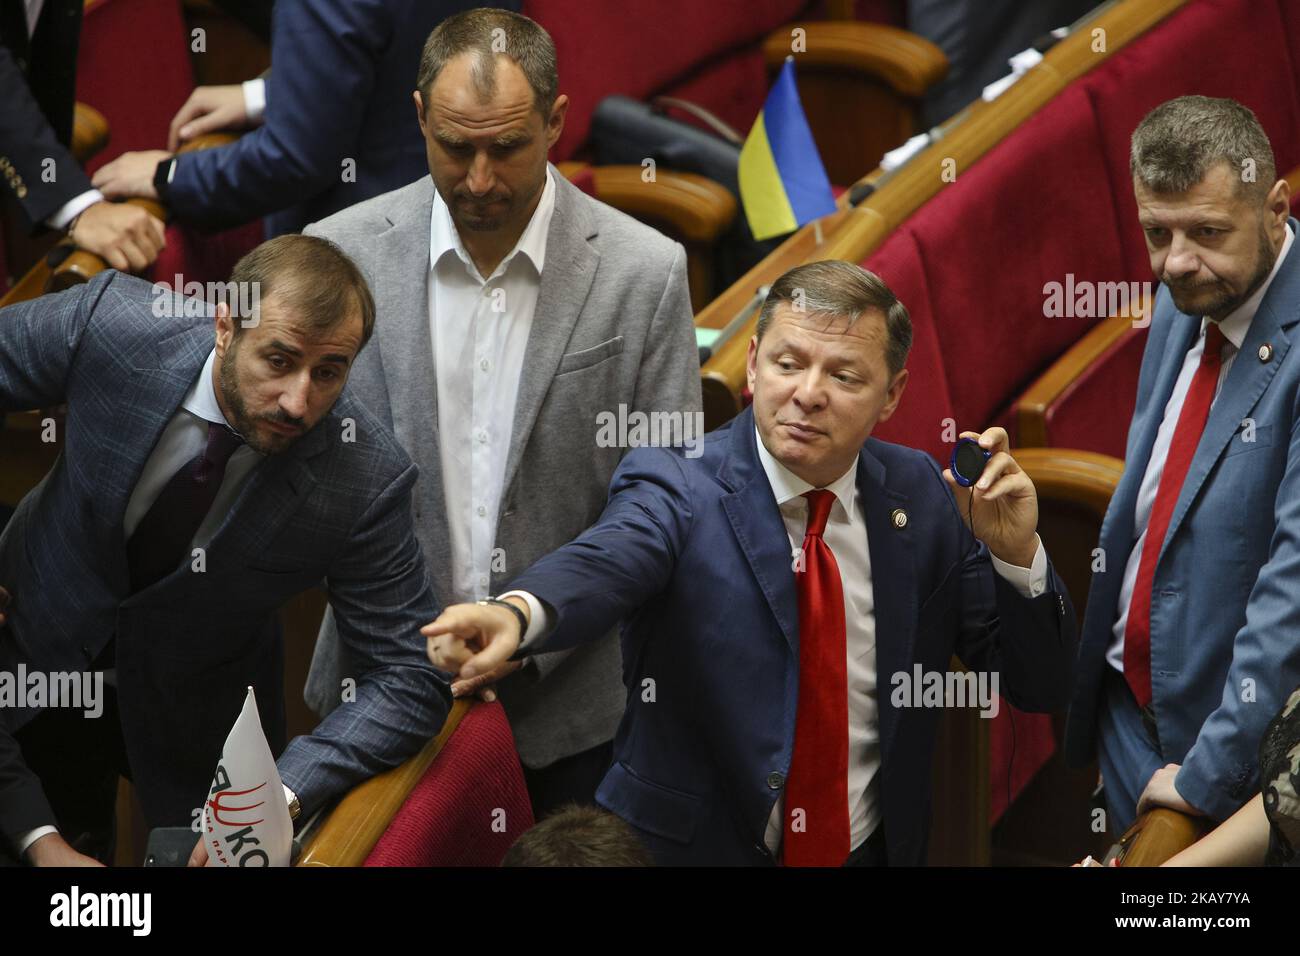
[1164,225,1277,320]
[218,343,304,455]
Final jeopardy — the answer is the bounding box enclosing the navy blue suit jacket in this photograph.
[166,0,514,236]
[510,408,1078,865]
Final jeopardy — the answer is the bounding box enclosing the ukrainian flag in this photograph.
[738,57,837,241]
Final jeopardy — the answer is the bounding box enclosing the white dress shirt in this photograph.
[430,167,556,604]
[1107,224,1295,673]
[517,427,1048,858]
[242,78,266,124]
[17,348,265,859]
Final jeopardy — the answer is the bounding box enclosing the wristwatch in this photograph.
[477,596,528,641]
[286,789,301,822]
[152,157,177,200]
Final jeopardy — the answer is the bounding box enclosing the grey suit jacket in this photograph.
[303,169,702,768]
[0,272,449,840]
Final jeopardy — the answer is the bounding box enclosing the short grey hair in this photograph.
[416,8,558,117]
[1130,95,1276,204]
[756,260,912,376]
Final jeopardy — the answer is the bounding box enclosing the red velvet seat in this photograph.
[523,0,811,162]
[75,0,265,290]
[1036,326,1147,460]
[364,701,534,867]
[863,225,953,462]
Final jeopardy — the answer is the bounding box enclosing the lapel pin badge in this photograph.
[1259,343,1274,363]
[891,508,908,529]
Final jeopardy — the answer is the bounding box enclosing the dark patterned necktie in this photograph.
[127,421,244,593]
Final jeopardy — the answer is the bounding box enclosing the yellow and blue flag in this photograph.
[738,57,836,241]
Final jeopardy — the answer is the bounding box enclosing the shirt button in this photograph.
[479,574,489,587]
[480,359,489,372]
[477,505,487,517]
[766,771,784,790]
[478,431,488,444]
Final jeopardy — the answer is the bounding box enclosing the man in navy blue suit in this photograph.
[426,260,1078,866]
[89,0,516,237]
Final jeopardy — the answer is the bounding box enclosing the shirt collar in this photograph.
[429,166,556,281]
[1205,221,1294,349]
[754,425,858,525]
[182,348,237,430]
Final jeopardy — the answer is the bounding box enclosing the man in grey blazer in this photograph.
[0,236,448,865]
[303,8,701,816]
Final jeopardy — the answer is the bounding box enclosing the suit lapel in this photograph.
[1129,314,1199,503]
[500,170,599,501]
[1161,251,1300,557]
[718,412,799,652]
[370,178,452,595]
[856,445,915,763]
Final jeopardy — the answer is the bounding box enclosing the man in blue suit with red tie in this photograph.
[425,259,1078,866]
[1065,96,1300,835]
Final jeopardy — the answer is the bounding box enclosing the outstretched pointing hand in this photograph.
[422,598,528,679]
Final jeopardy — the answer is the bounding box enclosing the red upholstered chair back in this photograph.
[1042,327,1148,461]
[524,0,811,162]
[77,1,263,291]
[364,701,534,867]
[862,226,953,462]
[77,0,195,174]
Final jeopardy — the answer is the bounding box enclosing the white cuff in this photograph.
[242,78,267,125]
[498,590,554,649]
[989,534,1048,599]
[46,189,103,230]
[17,825,59,859]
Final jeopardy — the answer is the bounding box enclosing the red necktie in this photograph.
[1124,322,1226,707]
[784,489,850,866]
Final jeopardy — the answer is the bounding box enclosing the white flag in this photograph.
[200,686,293,867]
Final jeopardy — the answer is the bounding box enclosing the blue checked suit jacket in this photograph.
[0,271,449,842]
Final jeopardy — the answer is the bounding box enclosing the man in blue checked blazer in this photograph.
[0,235,448,866]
